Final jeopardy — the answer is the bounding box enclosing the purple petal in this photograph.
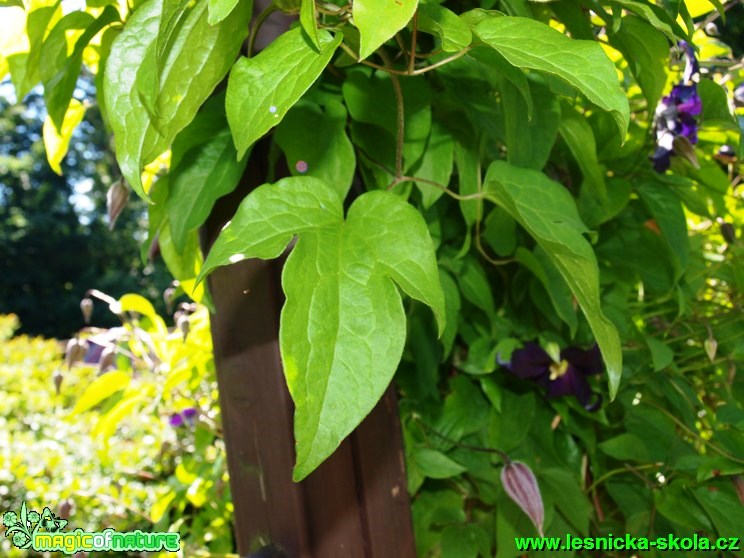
[678,114,698,144]
[562,345,603,376]
[507,343,551,379]
[168,414,184,428]
[650,147,672,172]
[546,366,601,411]
[182,408,198,419]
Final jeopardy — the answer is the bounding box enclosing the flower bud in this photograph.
[80,298,93,324]
[672,135,699,169]
[148,234,161,263]
[98,345,116,375]
[704,336,718,362]
[732,476,744,505]
[176,313,190,341]
[53,370,64,395]
[65,338,87,369]
[501,460,544,537]
[720,222,735,245]
[163,287,177,314]
[58,498,74,518]
[106,179,129,231]
[704,22,719,36]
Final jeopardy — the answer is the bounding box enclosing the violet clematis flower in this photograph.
[169,407,198,428]
[501,343,604,411]
[650,41,702,173]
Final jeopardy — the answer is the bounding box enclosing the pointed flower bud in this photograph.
[58,498,74,518]
[106,180,129,231]
[176,313,190,341]
[732,476,744,505]
[98,345,116,375]
[704,336,718,362]
[65,338,88,369]
[163,287,177,314]
[80,298,93,324]
[501,460,545,537]
[53,370,64,395]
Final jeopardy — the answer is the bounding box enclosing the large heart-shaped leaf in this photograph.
[200,176,445,479]
[483,161,622,398]
[474,16,629,138]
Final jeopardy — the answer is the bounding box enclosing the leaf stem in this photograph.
[377,49,405,178]
[339,42,472,76]
[408,11,418,75]
[248,4,278,58]
[642,400,744,464]
[415,417,510,463]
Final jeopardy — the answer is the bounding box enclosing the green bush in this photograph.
[0,297,234,557]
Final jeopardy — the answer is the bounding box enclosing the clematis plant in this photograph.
[650,41,702,172]
[501,343,604,411]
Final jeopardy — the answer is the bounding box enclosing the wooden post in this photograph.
[202,153,417,558]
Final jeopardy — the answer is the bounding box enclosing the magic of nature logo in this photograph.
[3,501,180,554]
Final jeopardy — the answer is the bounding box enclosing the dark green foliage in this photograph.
[0,85,170,337]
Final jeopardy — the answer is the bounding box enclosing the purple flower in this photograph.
[501,343,603,411]
[650,42,702,172]
[169,407,198,428]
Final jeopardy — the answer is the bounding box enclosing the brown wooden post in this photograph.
[202,153,417,558]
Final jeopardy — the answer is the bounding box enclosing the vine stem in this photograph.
[415,417,510,464]
[642,400,744,465]
[408,11,418,74]
[248,4,278,58]
[338,42,472,76]
[378,49,405,178]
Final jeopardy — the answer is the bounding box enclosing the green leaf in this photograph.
[540,468,591,536]
[42,5,120,131]
[645,335,674,371]
[226,28,341,159]
[693,486,743,539]
[474,16,629,137]
[598,433,649,462]
[207,0,240,24]
[165,92,248,252]
[274,100,355,200]
[484,161,623,398]
[104,0,251,200]
[699,79,738,128]
[438,269,461,360]
[71,371,131,414]
[299,0,320,50]
[441,524,489,558]
[42,98,86,175]
[637,181,689,280]
[167,129,247,252]
[456,257,495,318]
[9,1,60,99]
[413,448,467,479]
[559,103,608,226]
[609,0,679,42]
[0,0,24,7]
[353,0,418,60]
[608,15,668,109]
[417,3,472,52]
[342,68,432,171]
[409,121,454,208]
[501,75,560,170]
[200,176,444,480]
